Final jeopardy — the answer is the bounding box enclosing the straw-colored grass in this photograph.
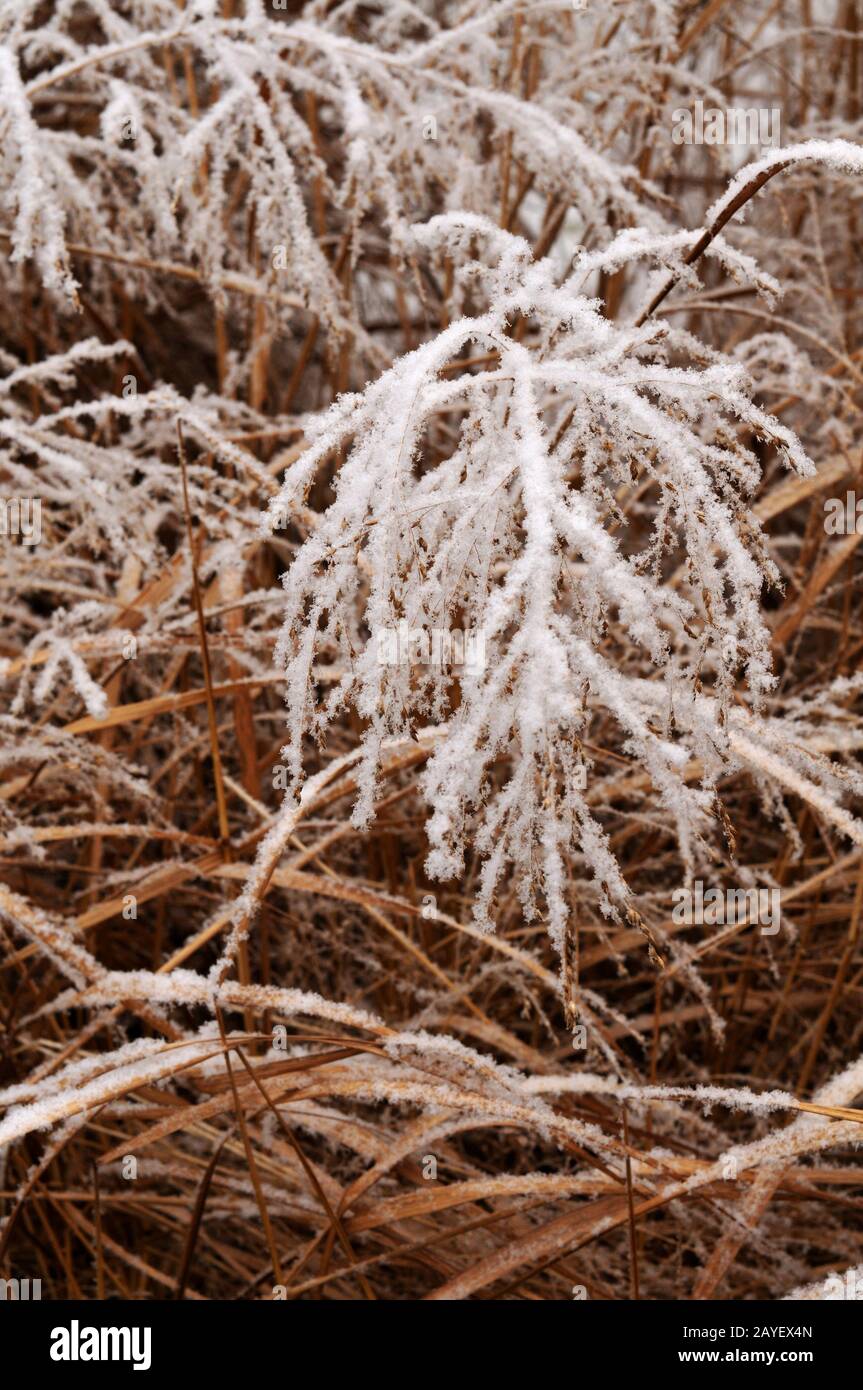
[1,1,862,1301]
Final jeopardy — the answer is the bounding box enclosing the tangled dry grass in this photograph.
[1,0,863,1302]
